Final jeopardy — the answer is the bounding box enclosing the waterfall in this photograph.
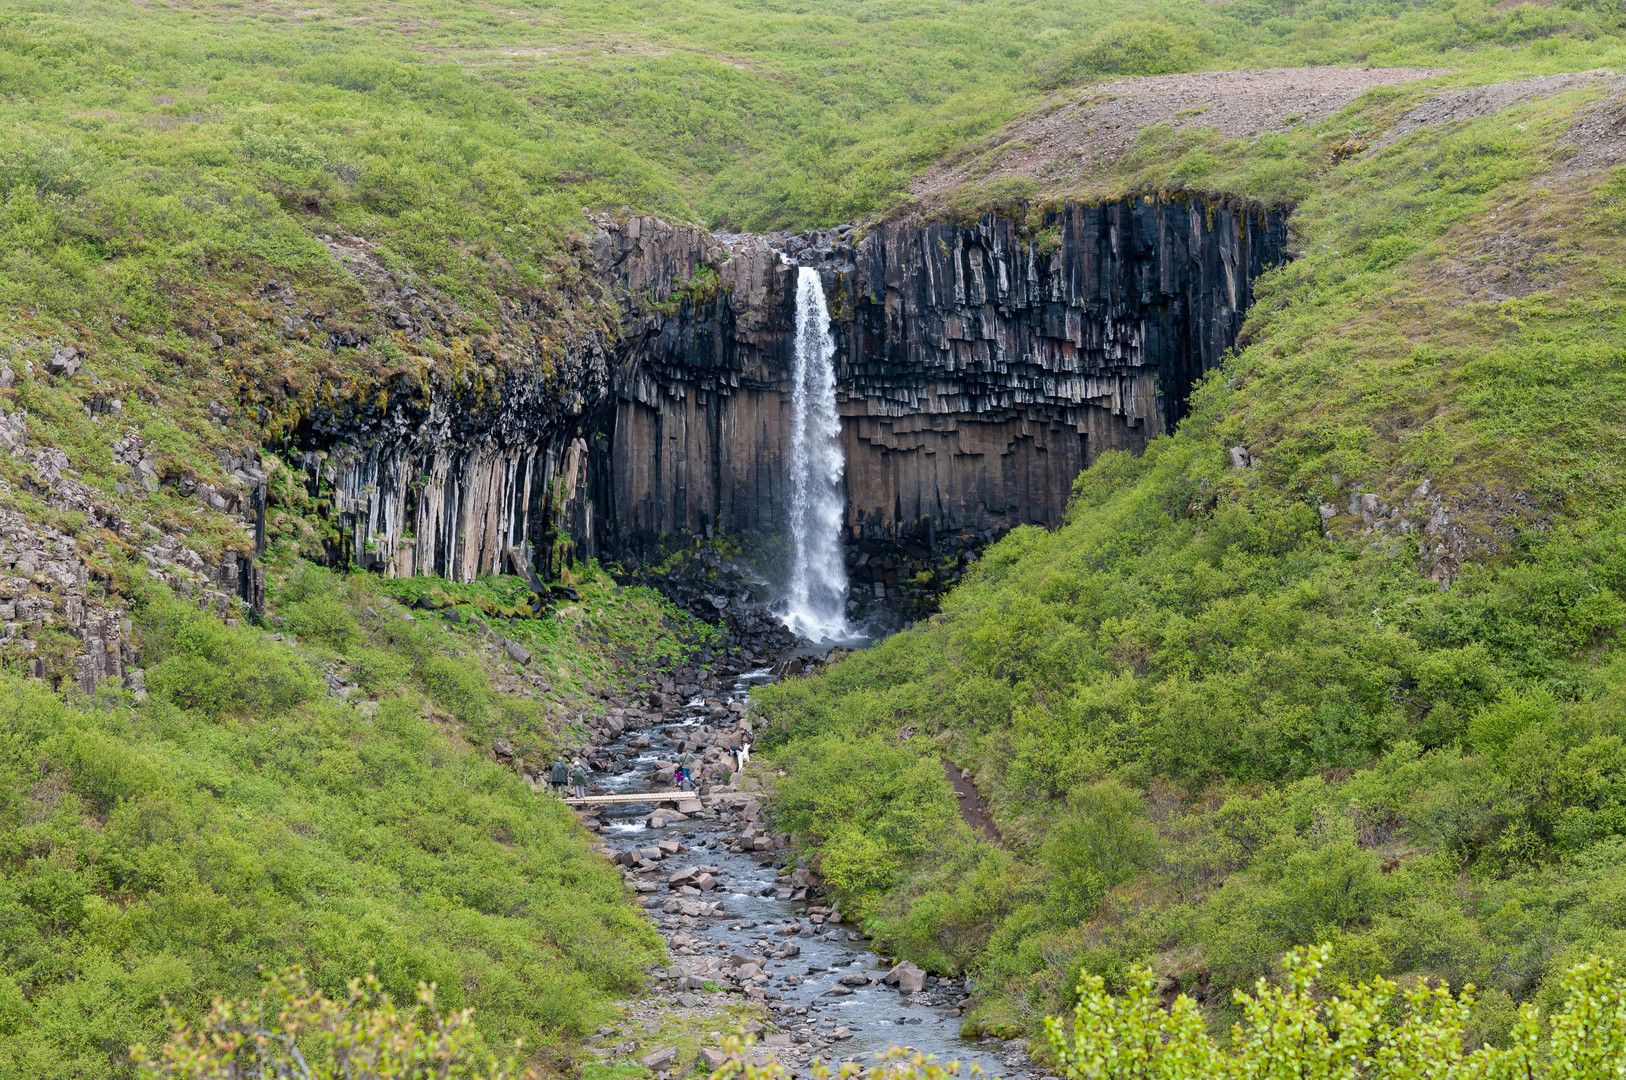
[779,265,852,644]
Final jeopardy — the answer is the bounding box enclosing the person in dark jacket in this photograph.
[570,761,589,799]
[549,758,569,792]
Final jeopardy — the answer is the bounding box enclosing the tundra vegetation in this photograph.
[760,79,1626,1049]
[2,0,1626,1072]
[0,565,700,1076]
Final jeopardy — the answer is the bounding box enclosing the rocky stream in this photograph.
[566,663,1047,1080]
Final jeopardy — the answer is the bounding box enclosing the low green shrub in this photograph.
[132,969,530,1080]
[1045,944,1626,1080]
[0,570,664,1078]
[1032,17,1213,90]
[137,585,323,719]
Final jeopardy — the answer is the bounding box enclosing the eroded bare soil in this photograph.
[911,66,1448,195]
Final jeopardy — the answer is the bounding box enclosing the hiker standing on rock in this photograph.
[677,751,695,789]
[734,740,750,771]
[549,757,569,793]
[569,760,588,799]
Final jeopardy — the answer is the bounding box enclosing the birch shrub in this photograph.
[1044,945,1626,1080]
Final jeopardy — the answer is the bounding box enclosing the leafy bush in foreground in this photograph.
[132,970,531,1080]
[1046,945,1626,1080]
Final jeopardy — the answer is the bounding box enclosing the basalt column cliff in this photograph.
[596,196,1289,553]
[284,197,1286,589]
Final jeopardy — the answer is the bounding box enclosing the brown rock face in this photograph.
[592,220,797,543]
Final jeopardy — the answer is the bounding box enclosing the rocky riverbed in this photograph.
[558,665,1050,1080]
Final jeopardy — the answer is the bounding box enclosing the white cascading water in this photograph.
[779,265,852,643]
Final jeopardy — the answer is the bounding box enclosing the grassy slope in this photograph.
[3,0,1622,557]
[0,561,724,1077]
[757,79,1626,1044]
[4,0,1626,1068]
[4,0,1619,576]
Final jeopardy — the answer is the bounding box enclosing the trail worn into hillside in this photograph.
[943,760,1002,845]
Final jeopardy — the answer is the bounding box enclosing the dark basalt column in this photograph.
[283,197,1287,584]
[598,196,1289,549]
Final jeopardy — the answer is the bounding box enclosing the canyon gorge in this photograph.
[286,195,1289,625]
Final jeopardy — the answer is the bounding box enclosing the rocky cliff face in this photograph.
[285,195,1288,619]
[597,196,1288,553]
[588,218,796,547]
[836,198,1286,539]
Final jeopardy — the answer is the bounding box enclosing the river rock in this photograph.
[885,961,927,993]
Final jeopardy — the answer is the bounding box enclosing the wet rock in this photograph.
[885,961,927,993]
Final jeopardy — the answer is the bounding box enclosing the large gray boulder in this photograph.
[641,1046,678,1070]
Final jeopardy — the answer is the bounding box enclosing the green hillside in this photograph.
[758,80,1626,1042]
[5,0,1626,1070]
[0,564,702,1076]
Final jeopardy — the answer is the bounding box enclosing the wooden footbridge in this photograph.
[558,791,704,809]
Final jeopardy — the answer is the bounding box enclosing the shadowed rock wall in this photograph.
[284,196,1286,587]
[599,196,1289,549]
[289,340,612,583]
[589,219,799,545]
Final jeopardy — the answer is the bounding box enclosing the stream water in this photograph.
[580,667,1038,1079]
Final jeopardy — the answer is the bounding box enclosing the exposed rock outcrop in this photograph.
[282,195,1288,630]
[596,196,1288,552]
[0,407,258,693]
[834,198,1287,538]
